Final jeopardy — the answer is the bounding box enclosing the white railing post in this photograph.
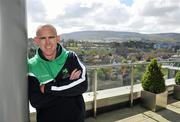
[93,69,98,117]
[130,65,134,107]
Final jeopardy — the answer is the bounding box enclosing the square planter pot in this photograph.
[174,85,180,100]
[141,90,168,112]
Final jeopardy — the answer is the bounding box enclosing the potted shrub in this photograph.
[174,71,180,100]
[141,58,167,111]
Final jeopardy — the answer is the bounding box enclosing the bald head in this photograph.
[34,24,60,60]
[36,24,57,36]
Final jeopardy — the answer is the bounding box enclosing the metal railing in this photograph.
[86,61,180,117]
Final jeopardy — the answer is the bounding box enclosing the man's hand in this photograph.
[40,85,45,94]
[39,69,81,93]
[70,69,81,80]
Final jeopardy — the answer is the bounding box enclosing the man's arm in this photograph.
[42,52,88,96]
[28,76,59,109]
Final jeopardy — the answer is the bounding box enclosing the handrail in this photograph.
[88,61,179,117]
[86,61,179,69]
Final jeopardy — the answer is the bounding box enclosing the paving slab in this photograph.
[115,114,156,122]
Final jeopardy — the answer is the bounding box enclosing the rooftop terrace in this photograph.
[30,95,180,122]
[85,95,180,122]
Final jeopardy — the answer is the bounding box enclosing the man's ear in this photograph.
[57,35,60,43]
[34,37,39,45]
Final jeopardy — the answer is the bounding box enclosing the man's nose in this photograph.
[45,38,50,44]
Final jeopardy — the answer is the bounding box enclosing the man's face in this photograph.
[35,27,60,60]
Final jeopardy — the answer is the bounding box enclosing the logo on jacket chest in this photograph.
[61,68,70,79]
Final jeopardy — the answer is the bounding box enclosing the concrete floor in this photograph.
[85,96,180,122]
[30,96,180,122]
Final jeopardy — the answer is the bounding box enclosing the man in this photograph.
[28,24,88,122]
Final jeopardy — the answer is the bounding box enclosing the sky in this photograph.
[27,0,180,38]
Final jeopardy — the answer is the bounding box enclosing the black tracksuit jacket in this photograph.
[28,47,88,122]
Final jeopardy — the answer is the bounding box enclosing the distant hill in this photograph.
[61,31,180,42]
[148,33,180,42]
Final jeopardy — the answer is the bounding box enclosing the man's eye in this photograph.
[39,36,55,41]
[39,37,46,40]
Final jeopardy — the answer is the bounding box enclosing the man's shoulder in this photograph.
[68,51,77,58]
[67,51,80,62]
[28,55,41,73]
[28,55,38,66]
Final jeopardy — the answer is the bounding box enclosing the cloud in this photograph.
[140,0,180,17]
[55,1,130,32]
[92,5,130,25]
[62,3,94,18]
[26,0,47,22]
[50,2,100,28]
[129,0,180,33]
[27,0,180,37]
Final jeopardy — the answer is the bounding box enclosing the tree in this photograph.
[175,71,180,85]
[141,58,166,94]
